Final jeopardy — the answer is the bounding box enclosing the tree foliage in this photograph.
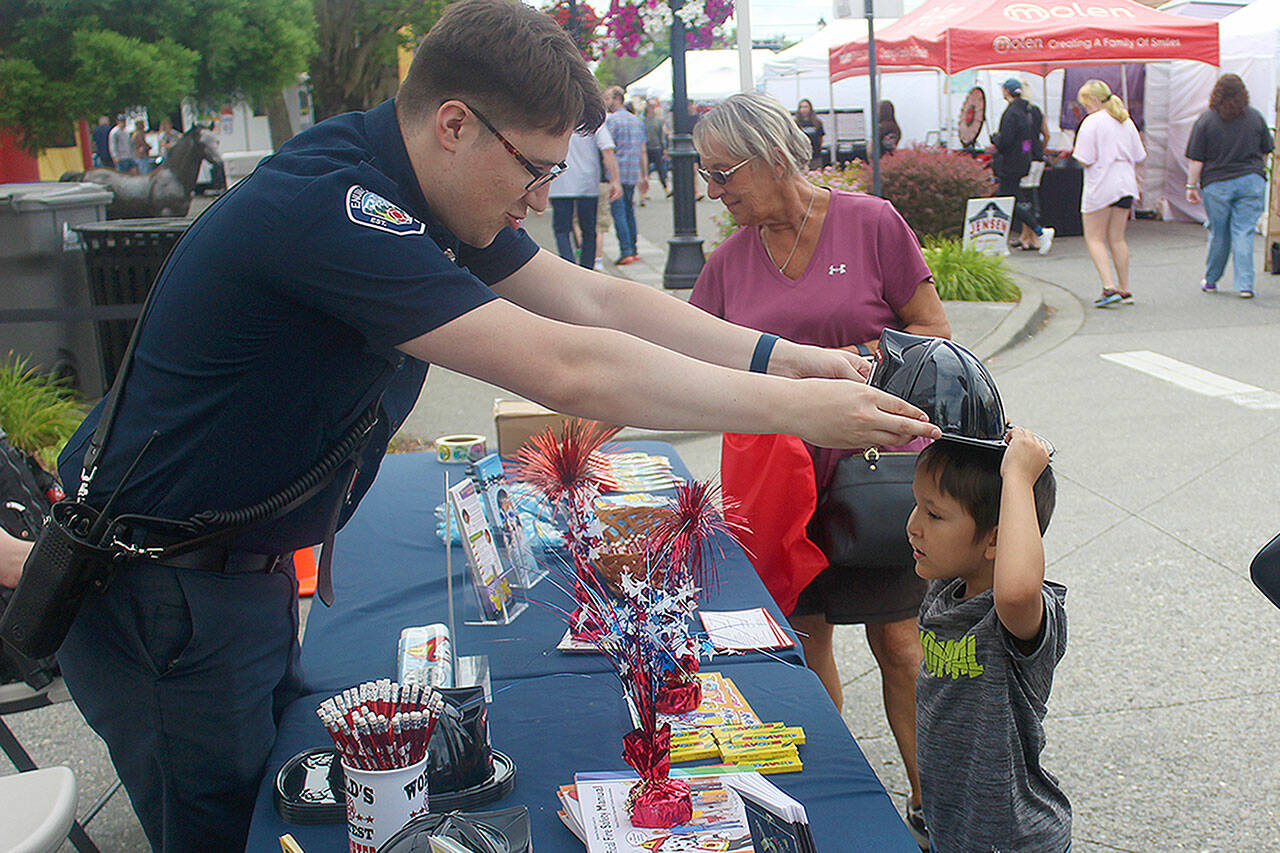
[308,0,451,121]
[0,0,314,152]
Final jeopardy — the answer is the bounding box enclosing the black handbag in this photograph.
[807,449,918,572]
[1250,532,1280,611]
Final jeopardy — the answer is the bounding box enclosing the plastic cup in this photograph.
[341,756,430,853]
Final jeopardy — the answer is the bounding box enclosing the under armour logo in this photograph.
[828,263,846,275]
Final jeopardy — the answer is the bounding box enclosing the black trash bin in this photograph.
[72,218,193,390]
[0,182,114,396]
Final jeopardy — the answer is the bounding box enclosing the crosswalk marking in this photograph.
[1100,350,1280,410]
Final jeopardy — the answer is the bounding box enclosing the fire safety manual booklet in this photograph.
[572,770,754,852]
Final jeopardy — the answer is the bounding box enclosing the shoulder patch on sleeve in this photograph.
[345,185,426,236]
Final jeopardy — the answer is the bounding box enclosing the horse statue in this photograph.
[60,125,223,218]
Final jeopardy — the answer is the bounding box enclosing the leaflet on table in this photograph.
[573,770,754,853]
[471,453,546,589]
[600,451,684,492]
[699,608,794,652]
[447,478,525,623]
[631,671,762,732]
[557,627,603,653]
[676,768,814,853]
[558,783,585,841]
[563,769,812,853]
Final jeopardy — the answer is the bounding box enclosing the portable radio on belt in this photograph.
[0,212,382,660]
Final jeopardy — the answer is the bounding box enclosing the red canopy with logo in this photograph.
[829,0,1218,81]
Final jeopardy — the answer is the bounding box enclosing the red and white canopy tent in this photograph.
[828,0,1219,79]
[824,0,1220,213]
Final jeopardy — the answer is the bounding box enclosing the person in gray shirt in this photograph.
[907,428,1070,853]
[1186,73,1275,298]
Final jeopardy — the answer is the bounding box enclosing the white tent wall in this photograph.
[625,49,779,102]
[763,68,947,145]
[761,20,948,146]
[1144,0,1279,222]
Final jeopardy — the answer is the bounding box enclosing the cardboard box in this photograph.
[493,399,574,459]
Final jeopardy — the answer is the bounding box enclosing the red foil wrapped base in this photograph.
[627,777,693,828]
[655,678,701,715]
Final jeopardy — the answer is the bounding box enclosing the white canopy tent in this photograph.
[625,49,779,103]
[1145,0,1279,221]
[757,19,952,149]
[760,20,1077,153]
[760,19,949,147]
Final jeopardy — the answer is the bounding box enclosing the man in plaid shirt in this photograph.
[604,86,649,265]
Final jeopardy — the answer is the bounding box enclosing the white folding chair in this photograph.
[0,766,77,853]
[1,678,114,852]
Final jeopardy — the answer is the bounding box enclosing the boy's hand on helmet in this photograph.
[1001,427,1051,482]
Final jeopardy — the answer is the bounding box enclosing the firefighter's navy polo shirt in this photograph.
[59,99,538,553]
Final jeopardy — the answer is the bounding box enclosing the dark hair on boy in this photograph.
[397,0,605,136]
[917,439,1056,537]
[1209,73,1249,123]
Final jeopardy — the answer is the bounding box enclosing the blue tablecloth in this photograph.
[297,442,802,694]
[247,442,918,851]
[248,661,917,851]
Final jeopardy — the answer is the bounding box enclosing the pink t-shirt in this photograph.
[692,189,930,347]
[692,189,933,489]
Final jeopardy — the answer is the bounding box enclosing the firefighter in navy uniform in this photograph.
[52,1,939,848]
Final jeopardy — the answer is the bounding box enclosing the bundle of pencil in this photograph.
[315,679,444,770]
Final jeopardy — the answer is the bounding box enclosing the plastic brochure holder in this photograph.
[446,478,528,626]
[470,453,548,591]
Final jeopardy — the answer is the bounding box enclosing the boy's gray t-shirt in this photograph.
[916,578,1071,853]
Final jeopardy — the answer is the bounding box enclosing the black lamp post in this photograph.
[662,0,704,289]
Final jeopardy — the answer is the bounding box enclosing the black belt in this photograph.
[122,527,289,575]
[159,546,289,575]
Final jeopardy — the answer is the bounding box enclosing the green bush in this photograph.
[879,146,994,238]
[0,354,84,472]
[922,237,1020,302]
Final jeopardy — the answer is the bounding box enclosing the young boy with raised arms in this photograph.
[907,427,1070,853]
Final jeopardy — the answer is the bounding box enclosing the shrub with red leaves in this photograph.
[878,146,995,238]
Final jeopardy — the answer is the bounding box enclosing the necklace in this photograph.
[761,185,817,273]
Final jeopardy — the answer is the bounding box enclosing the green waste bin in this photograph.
[0,182,113,397]
[72,218,193,391]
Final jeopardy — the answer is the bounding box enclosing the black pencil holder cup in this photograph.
[428,685,493,793]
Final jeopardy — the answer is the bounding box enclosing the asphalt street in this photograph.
[5,188,1279,851]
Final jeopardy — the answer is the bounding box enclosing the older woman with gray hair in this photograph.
[690,92,949,850]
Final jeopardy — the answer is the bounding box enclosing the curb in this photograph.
[970,272,1048,361]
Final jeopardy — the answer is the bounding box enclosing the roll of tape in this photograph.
[435,434,487,464]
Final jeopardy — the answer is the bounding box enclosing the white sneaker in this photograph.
[1038,227,1054,255]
